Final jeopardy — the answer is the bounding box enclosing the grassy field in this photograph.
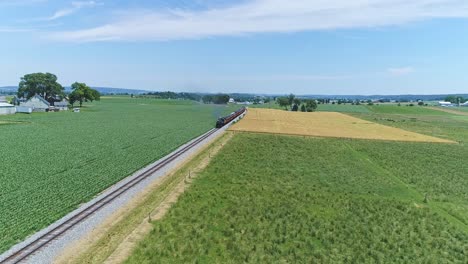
[127,133,468,263]
[127,107,468,263]
[317,103,370,113]
[367,105,452,115]
[0,97,236,253]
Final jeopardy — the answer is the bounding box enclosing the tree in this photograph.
[17,72,64,101]
[300,104,306,112]
[288,93,295,106]
[202,95,213,104]
[277,97,290,110]
[305,99,317,112]
[304,99,317,112]
[445,96,465,104]
[293,98,301,106]
[292,104,299,111]
[201,94,229,104]
[69,82,100,107]
[418,101,424,106]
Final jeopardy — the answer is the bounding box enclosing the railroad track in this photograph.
[1,128,219,264]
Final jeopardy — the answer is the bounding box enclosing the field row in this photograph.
[127,133,468,263]
[0,98,237,253]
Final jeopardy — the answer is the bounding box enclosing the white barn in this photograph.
[53,99,69,111]
[20,95,50,112]
[0,102,16,115]
[438,101,453,107]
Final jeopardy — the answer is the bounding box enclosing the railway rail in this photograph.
[1,128,220,264]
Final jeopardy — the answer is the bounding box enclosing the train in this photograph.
[216,107,246,128]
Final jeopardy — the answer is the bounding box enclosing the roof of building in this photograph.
[0,102,14,107]
[33,95,50,106]
[54,101,68,106]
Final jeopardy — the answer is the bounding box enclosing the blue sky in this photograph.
[1,0,468,95]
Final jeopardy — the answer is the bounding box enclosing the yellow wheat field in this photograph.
[229,108,454,143]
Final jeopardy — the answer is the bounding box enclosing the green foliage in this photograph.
[291,104,298,111]
[293,98,301,106]
[445,95,466,104]
[69,82,101,107]
[17,72,64,101]
[127,134,468,263]
[0,97,237,253]
[287,93,295,106]
[304,99,317,112]
[300,104,306,112]
[202,94,230,104]
[276,97,290,110]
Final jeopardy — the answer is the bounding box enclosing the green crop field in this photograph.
[317,104,370,113]
[0,97,237,253]
[367,105,452,115]
[127,110,468,263]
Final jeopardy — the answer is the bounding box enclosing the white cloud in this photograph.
[48,0,468,42]
[387,67,415,76]
[48,1,99,20]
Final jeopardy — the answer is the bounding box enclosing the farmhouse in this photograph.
[20,95,50,112]
[0,102,16,115]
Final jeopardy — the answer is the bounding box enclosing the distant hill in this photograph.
[300,94,468,101]
[0,86,150,95]
[1,86,466,101]
[65,86,150,95]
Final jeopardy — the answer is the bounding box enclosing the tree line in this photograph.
[137,92,231,104]
[17,72,100,107]
[276,94,318,112]
[444,96,466,104]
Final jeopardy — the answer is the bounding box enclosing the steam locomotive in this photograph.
[216,107,246,128]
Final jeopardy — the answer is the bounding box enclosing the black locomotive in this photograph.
[216,107,246,128]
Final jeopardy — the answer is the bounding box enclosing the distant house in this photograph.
[20,95,50,112]
[0,96,6,103]
[0,102,16,115]
[229,98,235,103]
[461,102,468,107]
[53,99,69,111]
[438,101,453,107]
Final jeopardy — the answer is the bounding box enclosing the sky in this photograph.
[0,0,468,95]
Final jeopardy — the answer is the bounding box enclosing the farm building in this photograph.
[20,95,50,112]
[0,96,7,103]
[0,102,16,115]
[438,101,453,107]
[53,99,69,111]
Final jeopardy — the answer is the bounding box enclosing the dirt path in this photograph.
[55,132,234,264]
[427,106,468,116]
